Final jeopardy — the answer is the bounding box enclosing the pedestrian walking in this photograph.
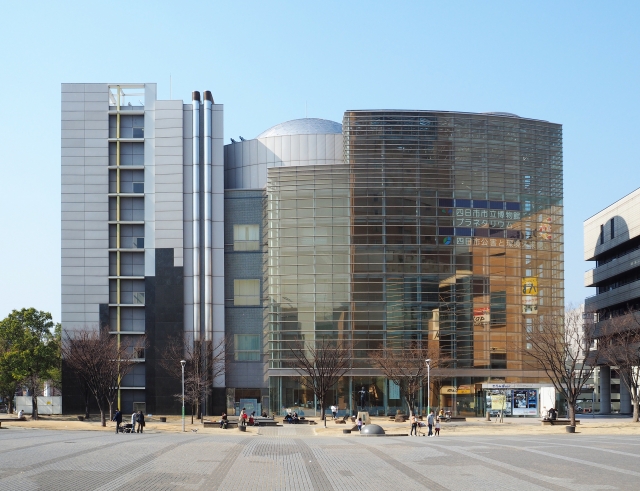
[331,405,337,420]
[435,415,441,436]
[357,417,363,432]
[136,410,145,433]
[410,413,418,436]
[427,410,434,437]
[131,411,137,433]
[240,408,247,426]
[112,408,122,433]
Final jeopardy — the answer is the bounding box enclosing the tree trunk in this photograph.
[568,404,576,427]
[319,396,326,427]
[100,408,106,427]
[405,396,414,417]
[31,390,38,420]
[84,390,90,419]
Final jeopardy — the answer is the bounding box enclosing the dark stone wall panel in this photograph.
[146,248,184,415]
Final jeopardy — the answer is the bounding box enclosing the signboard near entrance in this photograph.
[512,389,537,416]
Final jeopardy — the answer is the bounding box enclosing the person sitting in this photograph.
[248,412,255,426]
[284,413,293,424]
[261,410,268,418]
[17,409,24,419]
[220,413,228,429]
[292,412,299,424]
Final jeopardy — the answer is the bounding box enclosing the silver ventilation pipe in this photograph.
[192,91,201,341]
[203,91,213,342]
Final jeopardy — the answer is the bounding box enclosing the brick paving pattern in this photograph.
[1,427,639,490]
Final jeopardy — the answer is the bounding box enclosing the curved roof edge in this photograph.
[345,109,555,125]
[256,118,342,139]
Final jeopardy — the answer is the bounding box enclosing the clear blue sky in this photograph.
[1,1,638,322]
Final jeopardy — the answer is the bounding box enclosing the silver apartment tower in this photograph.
[61,84,225,413]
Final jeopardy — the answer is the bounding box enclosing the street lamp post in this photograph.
[180,360,186,432]
[425,359,431,414]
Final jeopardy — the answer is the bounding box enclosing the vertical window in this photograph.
[610,219,615,239]
[490,291,506,326]
[234,224,260,251]
[234,334,261,361]
[600,224,604,244]
[234,279,260,306]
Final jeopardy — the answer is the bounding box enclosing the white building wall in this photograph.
[61,83,109,332]
[153,100,184,267]
[224,133,343,189]
[212,103,225,387]
[183,104,194,339]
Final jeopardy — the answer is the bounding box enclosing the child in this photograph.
[357,417,363,432]
[435,415,441,436]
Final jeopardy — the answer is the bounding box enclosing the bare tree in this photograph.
[517,307,600,428]
[160,335,228,423]
[62,327,143,426]
[288,337,351,426]
[599,311,640,422]
[371,341,445,418]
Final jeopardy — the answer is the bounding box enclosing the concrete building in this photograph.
[584,187,640,414]
[62,84,564,418]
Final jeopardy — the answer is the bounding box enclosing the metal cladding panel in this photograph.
[586,280,640,312]
[61,83,111,335]
[258,138,267,164]
[266,137,275,164]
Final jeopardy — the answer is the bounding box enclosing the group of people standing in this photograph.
[112,409,145,433]
[410,410,441,437]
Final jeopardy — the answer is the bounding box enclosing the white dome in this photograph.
[256,118,342,138]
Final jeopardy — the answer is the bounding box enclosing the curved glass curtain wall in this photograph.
[267,112,563,417]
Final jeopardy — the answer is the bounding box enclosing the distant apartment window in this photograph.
[133,237,144,249]
[234,224,260,251]
[600,224,604,244]
[234,334,261,361]
[133,182,144,193]
[133,292,145,305]
[610,219,615,239]
[133,126,144,138]
[234,279,260,306]
[490,291,506,326]
[135,347,145,359]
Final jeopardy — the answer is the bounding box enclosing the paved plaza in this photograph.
[1,425,639,490]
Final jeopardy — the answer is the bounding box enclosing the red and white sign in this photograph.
[473,307,490,325]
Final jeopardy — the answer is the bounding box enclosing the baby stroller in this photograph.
[120,423,133,433]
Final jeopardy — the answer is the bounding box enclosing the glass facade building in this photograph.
[62,84,563,419]
[267,111,563,417]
